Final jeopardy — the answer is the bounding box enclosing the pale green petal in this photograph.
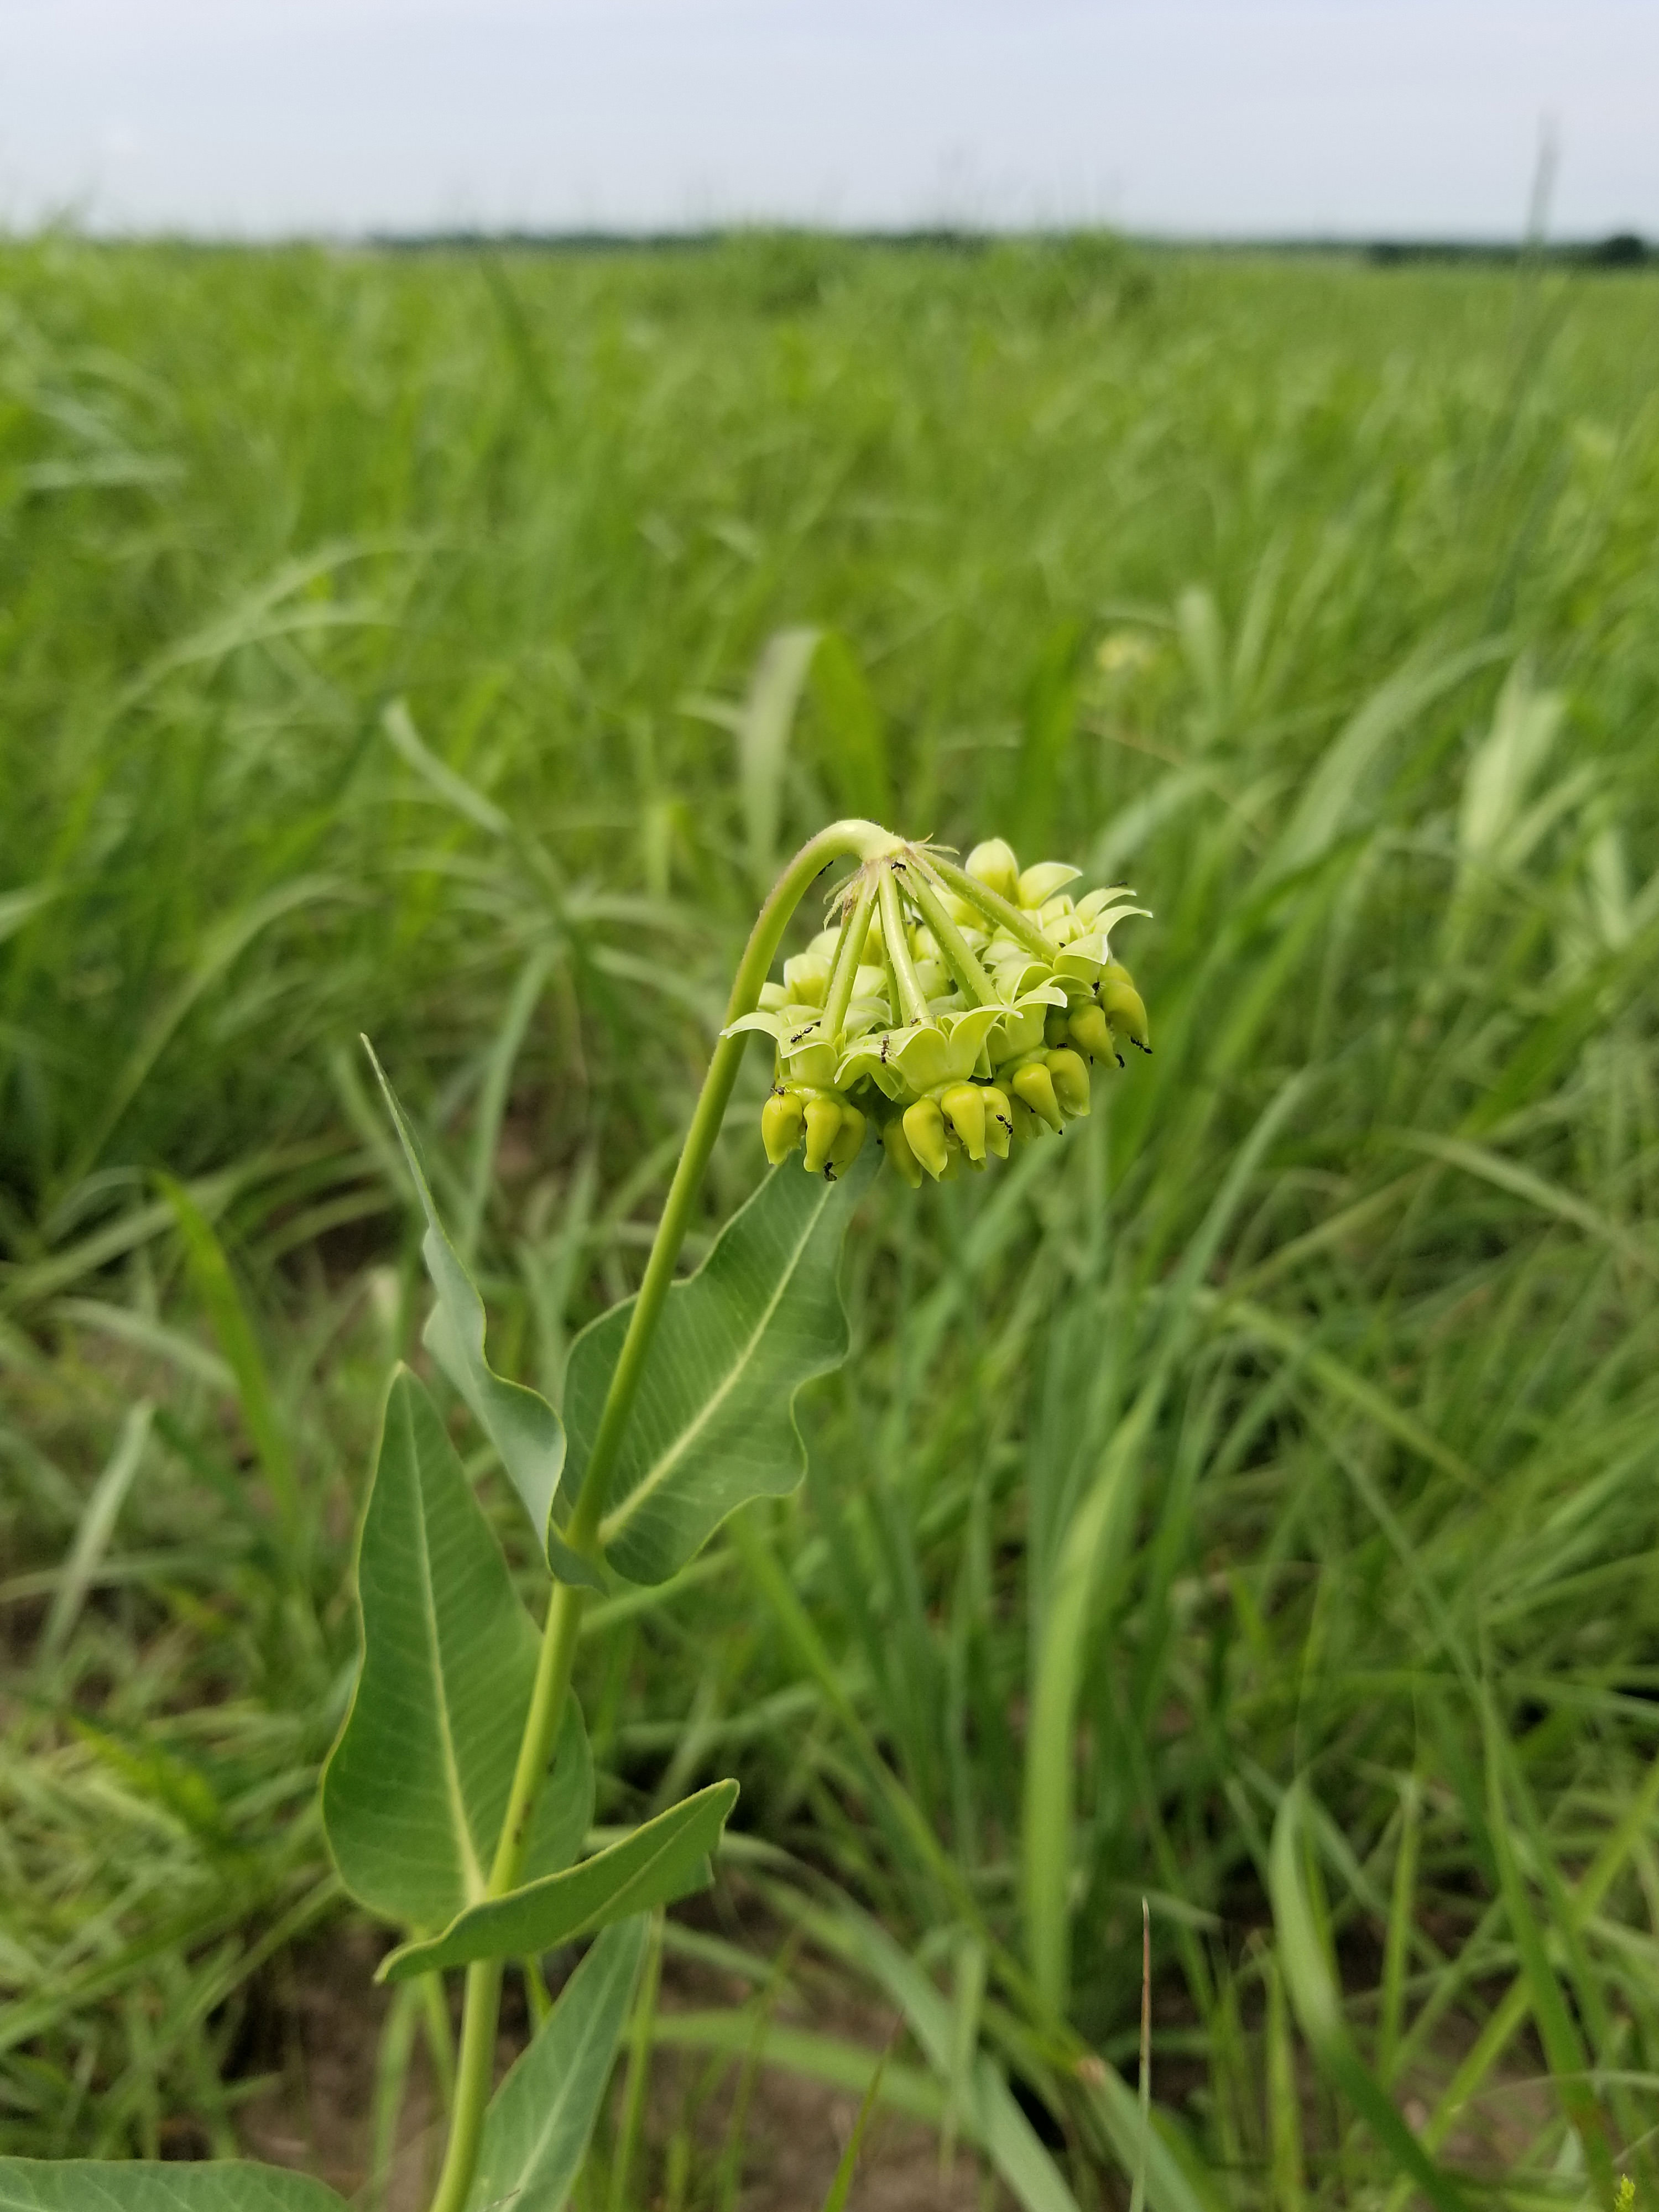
[1018,861,1082,906]
[721,1010,787,1042]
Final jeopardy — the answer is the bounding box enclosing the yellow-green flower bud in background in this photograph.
[729,832,1151,1185]
[1068,1001,1117,1065]
[1045,1047,1091,1119]
[802,1095,842,1173]
[966,837,1020,903]
[761,1088,805,1166]
[941,1081,987,1162]
[828,1101,867,1171]
[781,952,831,1006]
[882,1113,925,1188]
[1011,1058,1064,1132]
[980,1083,1013,1158]
[1099,960,1151,1052]
[902,1095,950,1179]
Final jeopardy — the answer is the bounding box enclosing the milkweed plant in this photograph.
[3,821,1150,2212]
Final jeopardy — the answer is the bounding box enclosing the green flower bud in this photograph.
[740,836,1147,1198]
[782,1024,840,1089]
[882,1113,925,1188]
[802,1094,842,1173]
[991,1004,1047,1063]
[941,1081,987,1162]
[828,1101,867,1170]
[1045,1046,1091,1118]
[966,838,1020,903]
[980,1083,1013,1159]
[1068,1003,1118,1063]
[1099,961,1151,1052]
[1011,1058,1065,1133]
[782,952,832,1006]
[902,1095,950,1180]
[761,1089,804,1165]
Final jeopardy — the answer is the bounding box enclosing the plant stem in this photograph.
[586,818,900,1555]
[902,863,999,1008]
[428,1958,504,2212]
[819,868,879,1042]
[425,816,900,2212]
[928,853,1051,958]
[877,865,930,1025]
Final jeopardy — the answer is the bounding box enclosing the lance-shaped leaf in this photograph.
[379,1779,737,1983]
[561,1148,878,1585]
[465,1916,649,2211]
[364,1041,601,1589]
[0,2163,346,2210]
[322,1369,592,1929]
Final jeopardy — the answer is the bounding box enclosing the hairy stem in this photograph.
[426,816,899,2212]
[877,864,931,1025]
[903,862,999,1008]
[928,853,1051,958]
[819,868,879,1044]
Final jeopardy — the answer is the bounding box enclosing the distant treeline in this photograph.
[362,225,1655,269]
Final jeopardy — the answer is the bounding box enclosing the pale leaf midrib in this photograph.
[403,1392,487,1906]
[512,1943,632,2176]
[597,1193,830,1549]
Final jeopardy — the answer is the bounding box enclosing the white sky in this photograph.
[2,1,1655,241]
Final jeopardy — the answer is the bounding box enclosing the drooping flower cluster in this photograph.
[727,838,1151,1185]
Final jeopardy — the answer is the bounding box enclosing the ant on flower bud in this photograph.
[724,834,1150,1185]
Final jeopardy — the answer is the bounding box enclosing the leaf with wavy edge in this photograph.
[560,1149,877,1586]
[322,1369,592,1930]
[364,1041,602,1589]
[379,1780,737,1982]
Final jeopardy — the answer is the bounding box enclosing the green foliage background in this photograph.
[2,232,1658,2196]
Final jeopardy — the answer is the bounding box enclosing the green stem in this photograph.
[928,853,1051,958]
[429,1958,503,2212]
[820,868,879,1043]
[427,1576,587,2212]
[586,818,899,1555]
[424,817,900,2212]
[902,863,999,1008]
[877,864,931,1026]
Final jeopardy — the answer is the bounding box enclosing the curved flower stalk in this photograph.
[726,835,1152,1188]
[7,820,1153,2212]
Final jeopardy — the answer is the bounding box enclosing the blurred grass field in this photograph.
[2,229,1658,2203]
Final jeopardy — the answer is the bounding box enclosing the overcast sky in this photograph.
[2,1,1654,241]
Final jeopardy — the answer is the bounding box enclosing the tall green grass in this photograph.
[2,233,1658,2201]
